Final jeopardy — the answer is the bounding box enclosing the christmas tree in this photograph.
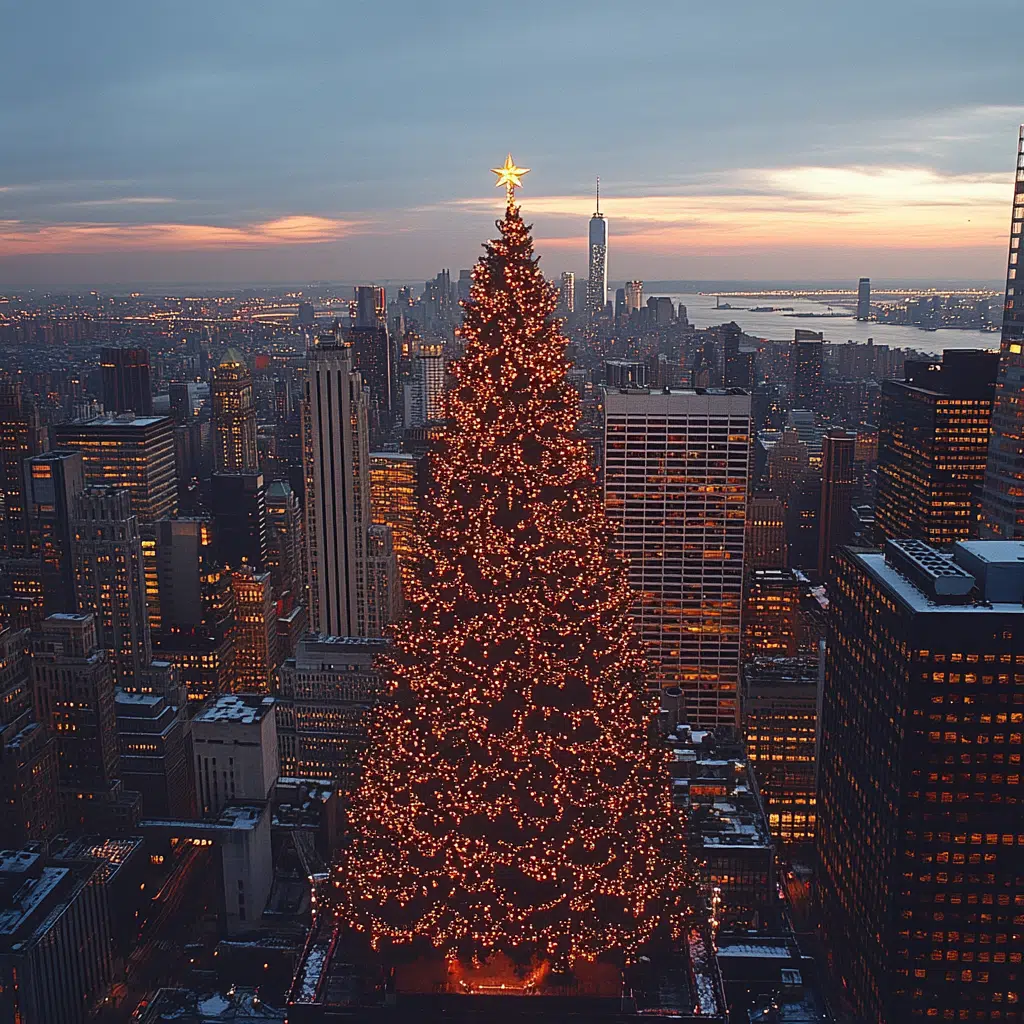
[330,157,692,968]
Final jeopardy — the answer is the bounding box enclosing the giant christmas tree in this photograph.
[330,157,693,969]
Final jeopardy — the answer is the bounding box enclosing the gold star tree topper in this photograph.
[492,154,529,204]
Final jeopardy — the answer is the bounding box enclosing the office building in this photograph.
[349,312,395,418]
[404,339,446,428]
[0,391,47,556]
[211,349,258,473]
[0,627,59,848]
[721,322,752,389]
[54,414,178,524]
[72,486,151,686]
[276,635,390,791]
[302,336,372,637]
[817,429,856,576]
[877,349,998,545]
[603,387,750,727]
[587,179,608,315]
[819,539,1024,1021]
[856,277,871,320]
[154,518,236,703]
[558,271,575,315]
[211,471,267,571]
[265,480,305,599]
[100,345,152,416]
[741,657,819,844]
[368,451,420,574]
[791,330,824,411]
[364,524,401,636]
[30,613,126,828]
[24,450,84,614]
[192,693,278,816]
[624,279,643,314]
[0,849,112,1024]
[743,568,801,659]
[981,126,1024,537]
[745,493,787,570]
[231,569,276,691]
[297,300,315,327]
[114,689,189,817]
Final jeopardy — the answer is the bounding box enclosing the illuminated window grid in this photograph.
[603,390,751,730]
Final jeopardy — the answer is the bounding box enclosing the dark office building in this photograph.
[24,450,84,614]
[819,539,1024,1023]
[604,359,648,388]
[817,429,856,575]
[0,390,48,557]
[100,345,152,416]
[0,848,112,1024]
[877,349,998,546]
[721,322,752,389]
[791,330,824,412]
[210,471,267,571]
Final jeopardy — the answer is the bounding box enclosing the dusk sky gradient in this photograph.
[1,0,1022,287]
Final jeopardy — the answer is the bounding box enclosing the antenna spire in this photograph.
[596,176,601,215]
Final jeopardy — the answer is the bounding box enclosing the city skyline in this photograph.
[1,1,1022,287]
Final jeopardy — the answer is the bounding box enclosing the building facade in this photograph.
[878,350,998,546]
[603,387,750,728]
[211,350,258,473]
[819,539,1024,1022]
[980,125,1024,538]
[302,336,372,637]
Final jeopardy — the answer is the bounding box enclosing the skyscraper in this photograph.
[0,626,60,847]
[364,523,401,637]
[791,330,824,412]
[819,539,1024,1021]
[230,568,276,691]
[71,486,152,686]
[603,387,751,727]
[877,349,998,545]
[0,390,48,556]
[31,612,119,799]
[977,125,1024,537]
[558,271,575,315]
[369,451,421,569]
[741,657,819,844]
[211,350,258,473]
[855,277,871,321]
[817,429,855,576]
[24,450,84,614]
[101,345,153,416]
[265,480,305,599]
[402,338,445,428]
[276,635,389,790]
[745,493,787,569]
[54,414,178,524]
[586,178,608,315]
[624,279,643,314]
[210,471,267,571]
[742,568,801,659]
[302,334,371,636]
[153,518,235,703]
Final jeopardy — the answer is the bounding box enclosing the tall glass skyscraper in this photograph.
[586,178,608,316]
[979,125,1024,537]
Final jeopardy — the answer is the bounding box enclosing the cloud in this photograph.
[0,214,368,255]
[445,164,1013,252]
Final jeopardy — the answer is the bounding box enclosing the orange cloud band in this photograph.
[0,214,366,255]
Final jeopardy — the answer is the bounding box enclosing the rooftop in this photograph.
[194,692,276,725]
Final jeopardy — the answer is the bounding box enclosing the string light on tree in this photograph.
[328,157,696,969]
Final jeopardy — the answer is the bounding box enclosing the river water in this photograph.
[661,292,1000,355]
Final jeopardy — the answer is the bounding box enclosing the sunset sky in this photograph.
[1,0,1021,287]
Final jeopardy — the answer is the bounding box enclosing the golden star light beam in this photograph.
[491,154,530,204]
